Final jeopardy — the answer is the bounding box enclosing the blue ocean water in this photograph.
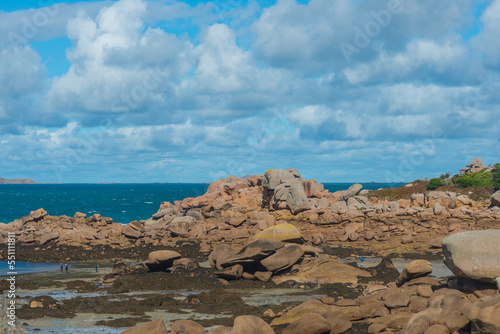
[0,261,61,276]
[0,182,403,225]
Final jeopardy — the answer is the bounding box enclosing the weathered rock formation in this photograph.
[442,230,500,283]
[208,239,370,285]
[1,168,499,252]
[459,157,491,175]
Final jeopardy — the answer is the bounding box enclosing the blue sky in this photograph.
[0,0,499,183]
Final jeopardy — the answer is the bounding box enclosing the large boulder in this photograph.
[253,223,305,244]
[262,169,310,214]
[338,184,363,201]
[209,244,235,270]
[426,191,456,209]
[471,157,483,167]
[232,315,274,334]
[40,232,59,245]
[271,300,333,326]
[272,255,371,285]
[260,245,305,272]
[321,310,352,334]
[217,239,283,268]
[401,289,470,334]
[31,208,47,220]
[169,216,197,237]
[145,250,182,271]
[282,313,331,334]
[491,191,500,207]
[120,319,167,334]
[396,260,433,287]
[464,293,500,334]
[170,320,206,334]
[443,230,500,282]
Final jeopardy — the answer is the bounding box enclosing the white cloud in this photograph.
[48,0,194,116]
[343,38,468,84]
[191,23,253,93]
[471,0,500,66]
[289,105,331,127]
[0,0,499,183]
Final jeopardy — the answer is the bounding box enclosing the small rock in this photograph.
[282,313,331,334]
[120,319,168,334]
[263,309,277,318]
[232,315,274,334]
[396,260,433,287]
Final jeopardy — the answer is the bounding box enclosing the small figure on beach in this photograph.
[360,257,365,267]
[65,263,69,274]
[95,263,99,272]
[60,263,63,273]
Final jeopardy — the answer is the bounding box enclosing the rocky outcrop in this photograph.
[232,315,275,334]
[464,293,500,333]
[170,320,206,334]
[207,239,367,284]
[271,254,371,285]
[459,157,491,175]
[262,169,311,214]
[145,250,182,271]
[252,223,305,243]
[443,230,500,282]
[396,260,433,287]
[2,168,499,252]
[491,191,500,207]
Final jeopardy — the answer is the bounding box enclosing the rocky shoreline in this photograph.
[1,167,500,333]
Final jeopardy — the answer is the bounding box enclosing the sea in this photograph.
[0,182,404,225]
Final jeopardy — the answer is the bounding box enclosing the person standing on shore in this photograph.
[60,263,63,273]
[65,263,68,274]
[95,264,99,272]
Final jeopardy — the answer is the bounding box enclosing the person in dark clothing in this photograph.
[95,263,99,272]
[65,263,69,274]
[60,263,63,273]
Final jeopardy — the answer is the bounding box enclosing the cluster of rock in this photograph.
[459,157,492,175]
[104,250,203,284]
[1,168,499,250]
[208,238,369,284]
[121,315,275,334]
[120,256,500,334]
[0,209,131,247]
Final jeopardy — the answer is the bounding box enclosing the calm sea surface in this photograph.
[0,182,403,225]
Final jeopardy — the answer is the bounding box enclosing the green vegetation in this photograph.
[427,178,445,190]
[493,163,500,190]
[452,169,493,188]
[439,171,452,179]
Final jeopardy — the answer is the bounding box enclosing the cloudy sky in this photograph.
[0,0,499,183]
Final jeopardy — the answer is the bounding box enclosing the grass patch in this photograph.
[452,169,493,188]
[368,181,427,201]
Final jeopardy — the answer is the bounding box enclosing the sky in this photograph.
[0,0,499,183]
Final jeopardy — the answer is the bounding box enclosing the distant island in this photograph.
[0,177,36,184]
